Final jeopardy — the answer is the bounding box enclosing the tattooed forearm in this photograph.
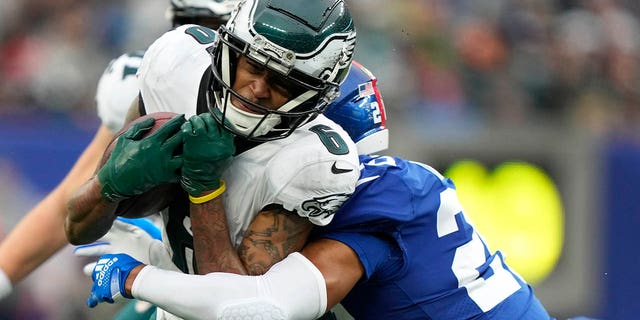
[190,197,247,275]
[238,207,313,275]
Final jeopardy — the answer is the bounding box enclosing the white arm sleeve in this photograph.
[132,252,327,320]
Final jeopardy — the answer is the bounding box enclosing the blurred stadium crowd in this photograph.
[2,0,640,134]
[356,0,640,137]
[1,0,639,318]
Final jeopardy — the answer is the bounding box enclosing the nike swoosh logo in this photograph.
[331,161,354,174]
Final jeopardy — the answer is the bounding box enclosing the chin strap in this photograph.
[277,89,317,113]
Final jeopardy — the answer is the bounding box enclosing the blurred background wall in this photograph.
[1,0,639,319]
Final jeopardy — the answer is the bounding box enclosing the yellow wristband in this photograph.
[188,180,226,204]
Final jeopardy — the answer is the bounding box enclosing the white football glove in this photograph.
[74,217,179,275]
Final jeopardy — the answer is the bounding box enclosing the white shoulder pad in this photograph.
[96,51,144,133]
[269,115,360,226]
[137,24,215,118]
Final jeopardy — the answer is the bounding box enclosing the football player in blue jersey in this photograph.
[304,154,552,319]
[85,126,554,319]
[81,38,553,320]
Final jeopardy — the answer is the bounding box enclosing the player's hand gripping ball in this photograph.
[98,112,185,217]
[180,113,235,196]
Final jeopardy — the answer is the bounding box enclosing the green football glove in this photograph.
[181,113,235,196]
[98,115,185,202]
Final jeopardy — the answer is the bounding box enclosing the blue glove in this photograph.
[87,254,143,308]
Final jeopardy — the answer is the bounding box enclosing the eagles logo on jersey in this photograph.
[301,193,351,219]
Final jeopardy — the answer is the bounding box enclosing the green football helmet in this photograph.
[168,0,241,27]
[208,0,357,141]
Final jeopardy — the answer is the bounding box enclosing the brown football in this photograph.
[98,112,184,218]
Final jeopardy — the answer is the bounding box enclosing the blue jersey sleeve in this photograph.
[321,232,403,281]
[322,155,446,232]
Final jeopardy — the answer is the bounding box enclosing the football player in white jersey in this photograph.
[65,0,362,318]
[0,0,385,318]
[0,0,241,307]
[78,44,387,320]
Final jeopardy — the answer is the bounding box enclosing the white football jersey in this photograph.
[96,51,145,133]
[221,115,359,245]
[139,25,359,247]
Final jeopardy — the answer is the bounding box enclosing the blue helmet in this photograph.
[324,61,388,154]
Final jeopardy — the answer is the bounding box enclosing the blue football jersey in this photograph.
[313,155,552,319]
